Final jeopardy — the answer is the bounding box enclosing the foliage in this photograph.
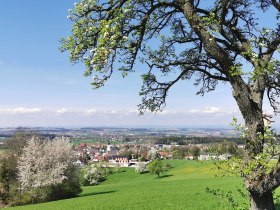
[155,136,244,145]
[148,160,163,177]
[206,141,242,157]
[135,162,147,174]
[48,163,82,200]
[148,147,160,160]
[171,146,189,159]
[82,163,106,186]
[6,131,32,157]
[138,156,146,162]
[0,153,17,204]
[206,186,248,210]
[17,137,82,203]
[214,118,280,194]
[118,149,133,159]
[0,132,32,205]
[61,1,280,114]
[190,146,201,159]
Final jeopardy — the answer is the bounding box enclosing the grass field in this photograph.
[6,160,280,210]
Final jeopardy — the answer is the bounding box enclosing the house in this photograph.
[92,156,105,162]
[109,156,130,167]
[159,151,171,159]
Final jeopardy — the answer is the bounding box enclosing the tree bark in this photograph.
[249,191,275,210]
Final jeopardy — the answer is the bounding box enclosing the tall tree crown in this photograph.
[61,0,280,114]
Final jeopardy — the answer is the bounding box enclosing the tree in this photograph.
[148,147,160,160]
[171,146,190,159]
[82,163,106,185]
[148,160,163,178]
[190,146,201,160]
[17,137,82,202]
[0,154,17,204]
[6,131,32,157]
[207,141,240,156]
[0,131,31,205]
[61,1,280,209]
[135,162,147,174]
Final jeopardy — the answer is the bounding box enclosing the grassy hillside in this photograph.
[6,160,250,210]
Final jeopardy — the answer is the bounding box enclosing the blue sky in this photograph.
[0,1,278,128]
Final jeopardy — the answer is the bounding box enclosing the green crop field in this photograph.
[6,160,280,210]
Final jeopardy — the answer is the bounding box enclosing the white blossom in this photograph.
[17,137,75,191]
[135,162,147,174]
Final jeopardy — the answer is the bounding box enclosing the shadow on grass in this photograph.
[140,171,149,174]
[158,174,173,179]
[80,190,116,198]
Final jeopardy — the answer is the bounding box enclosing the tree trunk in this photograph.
[250,191,275,210]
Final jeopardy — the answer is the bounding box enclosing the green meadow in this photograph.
[7,160,280,210]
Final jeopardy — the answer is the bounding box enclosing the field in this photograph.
[6,160,251,210]
[71,138,123,146]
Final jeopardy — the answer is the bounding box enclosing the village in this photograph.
[74,142,243,167]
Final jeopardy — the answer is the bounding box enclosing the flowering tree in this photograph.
[61,1,280,209]
[148,147,160,160]
[83,163,106,185]
[17,137,81,201]
[135,162,147,174]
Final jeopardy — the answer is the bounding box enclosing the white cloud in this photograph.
[190,106,220,114]
[85,108,138,115]
[0,107,43,114]
[0,106,246,127]
[56,108,68,114]
[0,106,238,117]
[86,108,97,114]
[189,106,238,115]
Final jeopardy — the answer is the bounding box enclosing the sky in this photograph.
[0,1,279,128]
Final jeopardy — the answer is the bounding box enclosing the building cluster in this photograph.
[74,142,236,167]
